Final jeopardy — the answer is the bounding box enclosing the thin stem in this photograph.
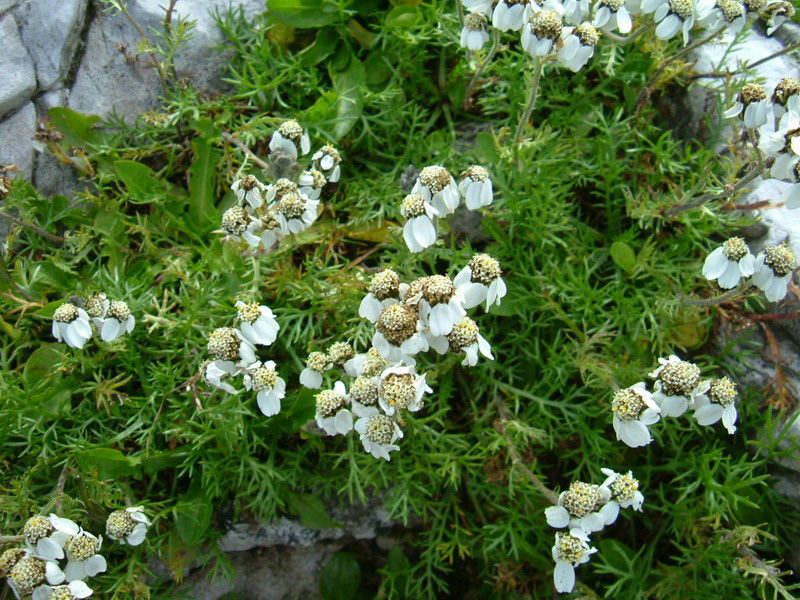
[116,2,169,95]
[463,28,501,109]
[455,0,464,28]
[0,536,24,545]
[495,397,559,504]
[635,29,723,116]
[514,58,544,144]
[604,24,653,45]
[0,211,65,242]
[748,40,800,71]
[681,283,746,306]
[222,132,270,171]
[665,156,772,216]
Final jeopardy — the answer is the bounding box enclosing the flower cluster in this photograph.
[298,341,430,461]
[702,238,795,301]
[357,257,505,366]
[459,0,789,75]
[546,469,643,593]
[610,355,740,447]
[1,509,148,600]
[51,294,135,349]
[220,119,343,253]
[200,301,286,417]
[754,98,800,210]
[401,165,494,253]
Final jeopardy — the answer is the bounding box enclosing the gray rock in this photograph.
[180,542,336,600]
[17,0,88,90]
[67,10,163,123]
[0,14,36,118]
[772,411,800,473]
[0,101,36,179]
[0,0,20,17]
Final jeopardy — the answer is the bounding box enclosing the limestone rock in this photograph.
[0,0,20,16]
[0,14,36,118]
[17,0,88,90]
[0,101,36,180]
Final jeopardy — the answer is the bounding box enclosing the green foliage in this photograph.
[0,1,798,600]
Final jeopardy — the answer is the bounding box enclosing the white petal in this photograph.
[554,561,576,593]
[695,403,723,426]
[126,524,148,546]
[334,409,353,434]
[101,318,121,342]
[702,247,727,280]
[545,506,571,528]
[46,561,66,584]
[69,580,93,598]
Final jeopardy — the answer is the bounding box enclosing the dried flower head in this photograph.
[8,556,46,596]
[106,510,136,539]
[24,515,54,545]
[0,548,25,577]
[327,342,354,365]
[468,254,502,285]
[658,360,701,396]
[54,303,79,323]
[364,413,395,445]
[369,269,401,301]
[350,376,379,406]
[84,293,108,318]
[222,206,249,235]
[530,9,563,39]
[447,317,479,350]
[418,166,453,193]
[316,389,348,418]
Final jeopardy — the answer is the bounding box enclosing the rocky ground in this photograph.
[2,1,800,597]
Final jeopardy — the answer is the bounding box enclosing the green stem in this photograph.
[463,28,501,109]
[681,282,746,306]
[514,58,544,144]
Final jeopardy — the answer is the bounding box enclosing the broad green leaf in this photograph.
[385,6,420,28]
[268,0,340,27]
[174,499,213,546]
[475,131,500,164]
[30,262,75,289]
[610,241,637,274]
[75,448,142,479]
[24,344,64,384]
[48,107,102,146]
[320,552,361,600]
[298,28,339,66]
[330,59,365,140]
[114,160,164,199]
[92,209,123,237]
[363,51,391,87]
[141,449,187,475]
[287,492,342,529]
[303,91,337,125]
[189,138,221,227]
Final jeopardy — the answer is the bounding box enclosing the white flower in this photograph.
[354,406,403,461]
[759,110,800,158]
[764,0,794,35]
[492,0,533,30]
[231,174,266,209]
[557,22,599,72]
[723,83,770,128]
[300,351,332,389]
[446,317,493,366]
[400,193,439,253]
[702,237,755,289]
[52,303,92,349]
[63,531,106,581]
[649,355,702,417]
[752,243,795,301]
[458,165,493,209]
[243,360,287,417]
[454,254,507,311]
[96,300,135,342]
[359,269,402,323]
[693,376,738,434]
[259,220,285,250]
[207,327,257,369]
[563,0,592,23]
[220,205,263,248]
[644,0,710,45]
[22,516,71,562]
[32,581,93,600]
[771,78,800,120]
[311,144,342,182]
[405,275,467,337]
[269,119,310,159]
[272,187,319,235]
[298,169,326,200]
[372,303,429,363]
[105,506,149,546]
[769,153,800,209]
[545,481,612,533]
[551,530,597,594]
[315,382,353,435]
[347,347,389,379]
[521,8,564,57]
[700,0,746,31]
[411,166,460,216]
[598,469,644,525]
[593,0,633,33]
[611,383,661,447]
[377,365,432,416]
[460,13,491,49]
[235,301,280,346]
[202,360,238,394]
[6,555,57,599]
[463,0,495,16]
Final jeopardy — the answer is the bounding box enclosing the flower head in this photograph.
[235,301,280,347]
[545,481,611,533]
[611,383,661,447]
[694,376,738,434]
[315,382,353,435]
[412,166,460,215]
[269,119,311,159]
[300,351,332,389]
[752,242,795,301]
[232,175,266,209]
[8,556,47,597]
[207,327,256,367]
[446,317,494,366]
[97,300,135,342]
[650,355,702,417]
[106,507,149,546]
[458,165,494,209]
[551,530,597,593]
[460,13,490,50]
[244,361,286,416]
[311,144,342,182]
[702,237,755,289]
[354,406,403,461]
[52,303,92,349]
